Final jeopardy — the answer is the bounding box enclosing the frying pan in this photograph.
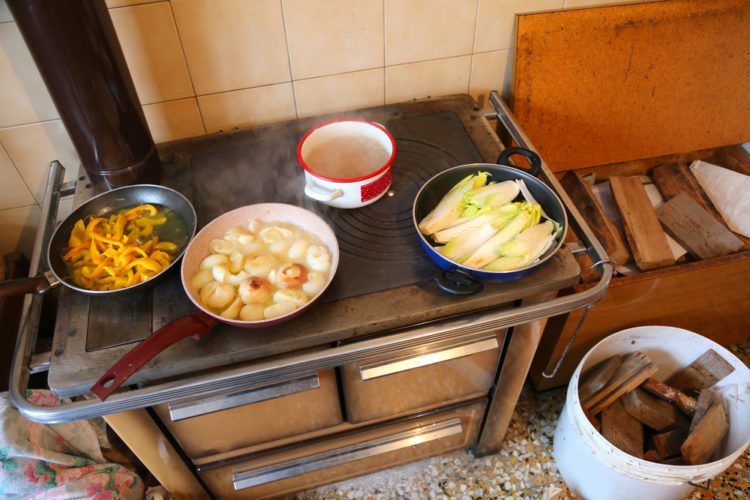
[0,184,196,298]
[413,147,568,294]
[90,203,340,401]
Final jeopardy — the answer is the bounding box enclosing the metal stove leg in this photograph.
[473,291,557,456]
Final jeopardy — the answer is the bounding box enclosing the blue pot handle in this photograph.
[433,270,483,295]
[496,147,541,177]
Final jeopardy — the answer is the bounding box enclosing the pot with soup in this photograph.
[297,119,397,208]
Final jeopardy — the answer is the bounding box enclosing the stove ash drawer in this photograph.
[197,399,486,499]
[152,369,342,460]
[340,329,505,423]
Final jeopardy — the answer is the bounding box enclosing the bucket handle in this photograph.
[541,258,612,378]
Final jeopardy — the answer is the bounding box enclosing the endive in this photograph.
[439,214,511,262]
[483,220,556,271]
[461,180,520,217]
[432,203,521,244]
[418,172,490,235]
[461,207,536,269]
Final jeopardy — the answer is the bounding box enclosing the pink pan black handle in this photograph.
[90,311,218,401]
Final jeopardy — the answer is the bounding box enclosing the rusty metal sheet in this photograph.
[512,0,750,172]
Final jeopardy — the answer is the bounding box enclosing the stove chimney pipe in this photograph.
[7,0,161,192]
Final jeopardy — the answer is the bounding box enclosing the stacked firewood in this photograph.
[578,349,734,465]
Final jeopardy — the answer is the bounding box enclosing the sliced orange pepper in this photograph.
[62,243,88,261]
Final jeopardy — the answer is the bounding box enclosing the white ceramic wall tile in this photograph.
[469,50,512,108]
[0,0,12,23]
[475,0,564,53]
[0,203,40,257]
[109,2,194,105]
[0,143,34,210]
[0,22,58,128]
[385,0,477,65]
[386,56,471,105]
[143,98,205,144]
[198,83,296,134]
[0,121,79,203]
[294,69,385,119]
[283,0,384,80]
[172,0,290,95]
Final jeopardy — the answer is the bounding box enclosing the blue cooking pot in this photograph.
[412,147,568,294]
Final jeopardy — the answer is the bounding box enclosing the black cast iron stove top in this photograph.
[189,110,484,301]
[46,96,581,398]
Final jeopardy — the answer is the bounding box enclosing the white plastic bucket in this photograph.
[553,326,750,500]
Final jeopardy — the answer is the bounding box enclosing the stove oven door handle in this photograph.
[166,373,321,421]
[229,417,463,490]
[357,331,500,381]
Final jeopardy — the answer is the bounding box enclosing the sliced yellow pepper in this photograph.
[123,204,157,219]
[85,217,106,238]
[155,241,178,252]
[89,238,101,266]
[68,219,86,247]
[126,257,163,273]
[61,204,178,291]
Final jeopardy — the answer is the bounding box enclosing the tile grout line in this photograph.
[468,0,482,96]
[163,1,207,136]
[0,136,42,209]
[279,0,299,121]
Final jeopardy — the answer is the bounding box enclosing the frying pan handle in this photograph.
[90,311,218,401]
[0,272,56,297]
[433,270,483,295]
[496,147,541,177]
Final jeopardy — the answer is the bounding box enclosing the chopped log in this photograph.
[653,429,688,458]
[681,402,729,465]
[601,398,644,458]
[579,355,623,402]
[584,352,657,414]
[644,449,663,462]
[651,163,723,221]
[666,349,735,394]
[609,176,675,271]
[641,377,697,416]
[621,389,690,432]
[583,408,601,432]
[689,389,720,433]
[656,191,743,259]
[652,162,750,250]
[560,171,631,266]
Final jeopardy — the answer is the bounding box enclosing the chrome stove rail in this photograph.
[10,95,612,423]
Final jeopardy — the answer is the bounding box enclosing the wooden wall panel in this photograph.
[512,0,750,172]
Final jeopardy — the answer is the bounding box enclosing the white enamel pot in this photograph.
[298,119,397,209]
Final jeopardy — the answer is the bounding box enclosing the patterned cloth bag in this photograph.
[0,390,144,499]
